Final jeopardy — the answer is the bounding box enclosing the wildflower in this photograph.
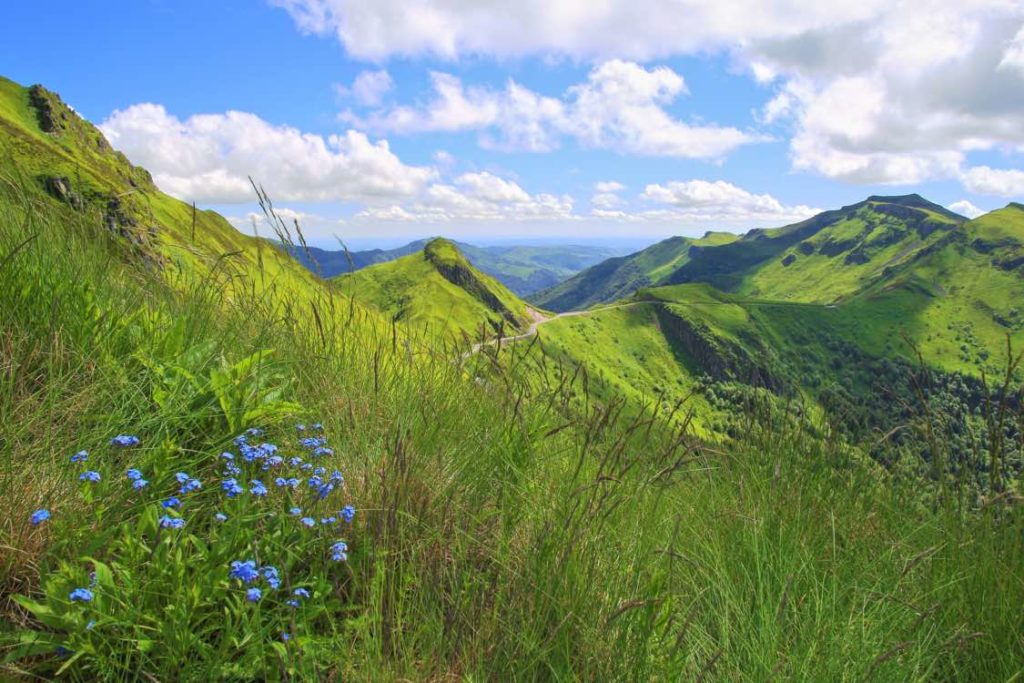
[246,428,264,438]
[296,424,306,432]
[246,588,262,602]
[321,516,337,524]
[307,476,323,490]
[311,423,323,431]
[175,472,190,484]
[300,463,313,472]
[222,478,244,498]
[314,447,334,457]
[260,443,278,456]
[69,588,93,602]
[300,517,316,528]
[79,471,101,483]
[289,507,302,516]
[281,631,291,641]
[223,462,241,476]
[132,478,149,490]
[126,468,143,481]
[328,470,343,483]
[109,435,139,448]
[86,620,96,630]
[341,505,356,524]
[293,588,310,598]
[31,509,50,525]
[159,515,185,529]
[263,455,283,470]
[162,497,181,509]
[228,560,259,584]
[249,480,268,497]
[274,477,288,488]
[330,540,348,562]
[286,599,300,608]
[220,452,234,461]
[313,467,326,477]
[262,566,281,589]
[300,437,325,450]
[317,482,335,499]
[289,457,303,467]
[70,450,88,463]
[179,478,202,495]
[215,512,228,522]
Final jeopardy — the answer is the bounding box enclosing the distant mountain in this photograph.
[285,240,627,296]
[530,232,738,312]
[333,238,534,339]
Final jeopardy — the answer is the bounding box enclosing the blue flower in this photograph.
[289,507,302,516]
[300,437,326,450]
[86,620,96,630]
[307,476,323,489]
[223,462,241,476]
[228,560,259,584]
[313,467,326,477]
[293,588,310,598]
[79,471,101,483]
[285,599,300,608]
[296,424,306,432]
[289,457,304,467]
[222,478,243,498]
[246,588,262,602]
[262,565,281,589]
[179,478,202,495]
[300,517,316,528]
[159,515,185,529]
[246,428,264,438]
[300,463,313,472]
[321,516,337,524]
[215,512,228,522]
[341,505,356,524]
[249,480,268,497]
[69,588,93,602]
[30,509,50,525]
[330,540,349,562]
[328,470,344,483]
[262,455,284,470]
[132,478,149,490]
[109,435,140,448]
[314,447,334,457]
[70,450,88,464]
[126,468,143,481]
[175,472,190,484]
[162,497,181,509]
[220,452,234,461]
[311,423,323,431]
[317,482,335,499]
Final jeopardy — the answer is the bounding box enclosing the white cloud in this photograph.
[998,25,1024,76]
[271,0,887,61]
[339,69,394,106]
[347,61,761,159]
[595,181,625,193]
[100,103,435,204]
[591,193,622,210]
[961,166,1024,197]
[947,200,985,219]
[640,179,819,224]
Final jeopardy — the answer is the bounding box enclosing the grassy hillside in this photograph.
[2,77,1023,680]
[532,231,737,311]
[334,237,534,340]
[288,238,625,296]
[666,195,965,301]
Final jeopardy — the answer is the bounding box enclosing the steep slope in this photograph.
[531,231,738,311]
[665,195,965,301]
[287,239,626,296]
[334,238,534,339]
[0,76,345,308]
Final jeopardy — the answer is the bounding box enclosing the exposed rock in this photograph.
[782,254,796,267]
[28,84,64,133]
[797,241,815,255]
[43,176,84,210]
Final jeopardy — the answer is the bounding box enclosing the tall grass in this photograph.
[1,180,1022,680]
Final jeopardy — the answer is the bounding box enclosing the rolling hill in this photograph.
[531,231,738,311]
[333,237,535,339]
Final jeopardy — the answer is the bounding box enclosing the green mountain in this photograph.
[665,194,966,301]
[531,231,737,311]
[288,239,627,296]
[333,237,534,339]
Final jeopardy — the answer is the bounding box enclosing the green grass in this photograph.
[334,237,533,341]
[2,75,1023,680]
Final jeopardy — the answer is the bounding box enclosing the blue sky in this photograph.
[5,1,1024,249]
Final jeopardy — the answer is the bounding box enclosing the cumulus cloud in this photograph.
[595,181,625,193]
[356,171,574,224]
[337,69,394,106]
[345,60,761,158]
[275,0,1024,191]
[640,179,820,224]
[100,103,435,204]
[947,200,986,219]
[961,166,1024,197]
